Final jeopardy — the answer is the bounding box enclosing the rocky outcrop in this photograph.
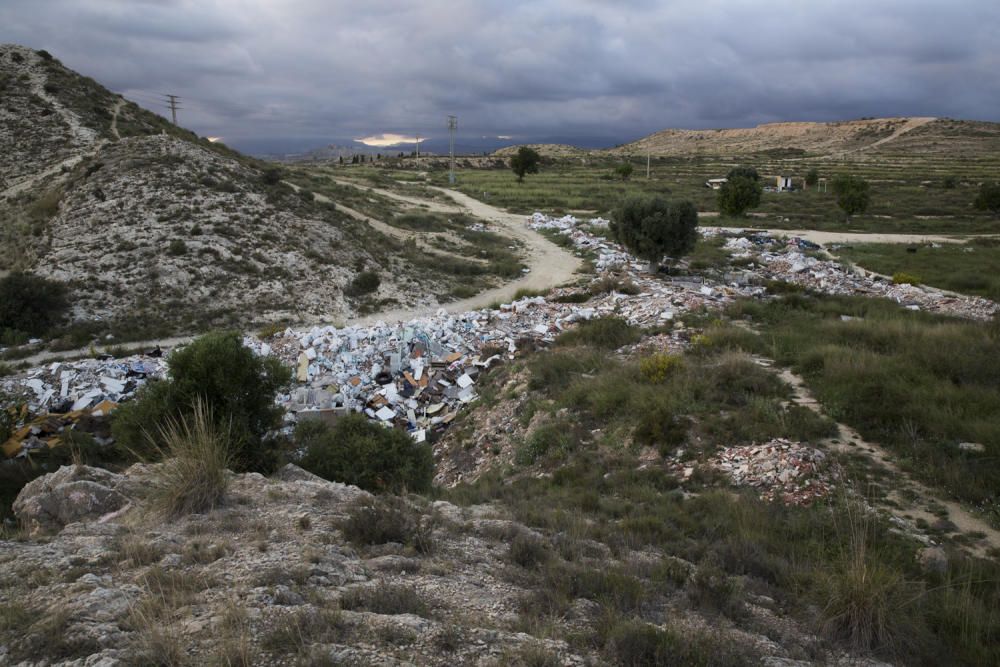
[12,465,131,536]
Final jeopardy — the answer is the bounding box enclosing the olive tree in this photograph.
[974,182,1000,217]
[717,166,762,217]
[611,195,699,272]
[510,147,540,183]
[832,174,871,221]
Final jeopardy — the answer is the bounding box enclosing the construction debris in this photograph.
[706,438,836,506]
[1,355,165,458]
[4,212,999,458]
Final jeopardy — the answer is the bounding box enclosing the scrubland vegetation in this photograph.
[440,316,1000,665]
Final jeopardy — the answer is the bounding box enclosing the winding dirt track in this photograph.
[348,184,582,325]
[756,358,1000,557]
[19,183,582,363]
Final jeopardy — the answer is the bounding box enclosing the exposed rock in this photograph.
[12,465,130,536]
[918,546,950,573]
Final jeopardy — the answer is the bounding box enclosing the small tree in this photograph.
[974,182,1000,217]
[261,167,282,186]
[727,166,760,182]
[718,166,762,217]
[611,195,698,271]
[615,163,634,181]
[296,415,434,493]
[510,147,540,183]
[805,168,820,188]
[112,331,291,471]
[0,272,69,337]
[832,175,871,221]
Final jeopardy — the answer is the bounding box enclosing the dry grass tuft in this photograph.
[148,398,232,518]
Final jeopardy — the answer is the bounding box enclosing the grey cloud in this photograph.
[1,0,997,152]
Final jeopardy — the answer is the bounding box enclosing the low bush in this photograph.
[260,167,282,186]
[340,496,434,554]
[507,531,551,569]
[345,270,381,297]
[0,272,69,337]
[555,317,641,349]
[296,415,434,493]
[167,239,187,256]
[112,331,291,472]
[639,353,683,383]
[340,582,429,617]
[892,271,921,285]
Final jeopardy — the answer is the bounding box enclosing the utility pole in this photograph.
[164,94,181,125]
[447,115,457,184]
[415,134,420,159]
[646,151,651,179]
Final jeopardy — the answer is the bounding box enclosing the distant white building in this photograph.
[705,178,728,190]
[776,175,794,190]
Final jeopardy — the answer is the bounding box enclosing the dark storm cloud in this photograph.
[2,0,997,150]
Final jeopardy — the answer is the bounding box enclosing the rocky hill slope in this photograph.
[0,44,446,336]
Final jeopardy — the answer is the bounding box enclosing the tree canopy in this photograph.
[974,182,1000,216]
[0,273,69,338]
[112,331,292,471]
[510,147,540,183]
[717,175,762,217]
[832,174,871,219]
[611,195,699,270]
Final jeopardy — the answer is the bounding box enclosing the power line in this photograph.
[447,115,457,184]
[164,94,181,125]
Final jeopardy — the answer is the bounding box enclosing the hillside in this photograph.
[493,117,1000,160]
[0,44,449,338]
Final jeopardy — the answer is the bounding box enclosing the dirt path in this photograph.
[756,358,1000,557]
[348,186,582,325]
[109,97,124,141]
[834,116,937,156]
[329,177,462,214]
[705,225,970,246]
[305,178,581,320]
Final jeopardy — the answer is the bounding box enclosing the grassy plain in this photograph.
[835,239,1000,300]
[340,151,1000,234]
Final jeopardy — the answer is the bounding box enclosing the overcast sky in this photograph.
[2,0,998,153]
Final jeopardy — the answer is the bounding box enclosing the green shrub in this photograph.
[515,422,575,465]
[260,167,282,186]
[555,317,641,349]
[0,272,69,337]
[639,353,683,383]
[340,496,434,553]
[167,239,187,256]
[112,331,291,471]
[507,531,551,569]
[296,415,434,493]
[340,582,429,617]
[687,558,744,617]
[28,188,62,221]
[605,619,753,666]
[892,271,921,285]
[345,271,380,297]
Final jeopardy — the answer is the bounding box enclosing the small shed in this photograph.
[705,178,728,190]
[776,175,794,191]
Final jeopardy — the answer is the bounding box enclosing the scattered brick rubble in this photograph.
[705,438,837,506]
